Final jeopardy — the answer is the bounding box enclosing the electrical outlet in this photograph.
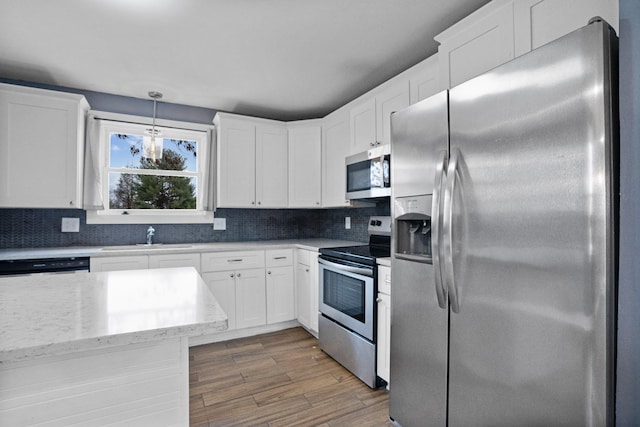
[61,217,80,233]
[213,218,226,231]
[345,216,351,229]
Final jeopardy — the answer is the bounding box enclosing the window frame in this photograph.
[86,112,215,225]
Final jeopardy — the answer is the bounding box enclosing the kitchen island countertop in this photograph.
[0,267,228,363]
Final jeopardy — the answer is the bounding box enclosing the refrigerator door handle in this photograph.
[431,150,448,309]
[443,148,461,313]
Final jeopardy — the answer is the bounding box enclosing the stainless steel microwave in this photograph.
[345,144,391,200]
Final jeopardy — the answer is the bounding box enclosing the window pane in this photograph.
[109,172,197,210]
[109,133,198,172]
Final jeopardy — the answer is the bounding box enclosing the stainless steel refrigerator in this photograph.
[389,19,617,426]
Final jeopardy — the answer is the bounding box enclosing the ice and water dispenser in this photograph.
[394,195,432,263]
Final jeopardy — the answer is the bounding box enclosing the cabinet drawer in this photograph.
[201,250,265,272]
[296,249,312,266]
[378,265,391,295]
[266,249,293,267]
[149,253,201,271]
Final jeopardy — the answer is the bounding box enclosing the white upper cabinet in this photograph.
[215,113,287,208]
[408,54,442,105]
[514,0,619,57]
[256,124,288,207]
[322,108,350,208]
[434,0,619,90]
[435,0,516,89]
[0,83,89,208]
[350,80,410,154]
[288,122,322,208]
[350,97,377,154]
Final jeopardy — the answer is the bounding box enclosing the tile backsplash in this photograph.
[0,204,390,249]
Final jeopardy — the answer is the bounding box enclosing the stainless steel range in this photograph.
[318,216,391,388]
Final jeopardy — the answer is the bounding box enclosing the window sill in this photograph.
[86,210,214,225]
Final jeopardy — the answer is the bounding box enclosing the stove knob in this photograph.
[370,220,375,226]
[375,220,382,226]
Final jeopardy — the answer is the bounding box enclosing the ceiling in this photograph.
[0,0,489,121]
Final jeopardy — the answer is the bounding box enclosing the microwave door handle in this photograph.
[318,258,373,277]
[443,148,461,313]
[432,150,448,310]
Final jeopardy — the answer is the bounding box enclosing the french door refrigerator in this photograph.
[389,19,617,427]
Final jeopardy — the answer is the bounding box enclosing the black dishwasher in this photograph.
[0,257,90,276]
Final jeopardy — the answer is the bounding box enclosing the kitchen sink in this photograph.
[101,244,193,251]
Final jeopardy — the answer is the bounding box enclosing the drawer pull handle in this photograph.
[273,256,287,260]
[228,259,243,263]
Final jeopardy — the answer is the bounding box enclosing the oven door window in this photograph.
[319,261,375,341]
[323,269,366,322]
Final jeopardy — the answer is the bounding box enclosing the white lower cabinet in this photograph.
[295,249,319,334]
[266,249,295,324]
[201,268,266,331]
[377,264,391,383]
[234,268,267,329]
[90,255,149,272]
[201,271,238,330]
[200,250,267,331]
[91,253,201,273]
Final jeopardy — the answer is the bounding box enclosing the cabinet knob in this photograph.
[251,201,255,205]
[258,201,261,205]
[237,273,242,277]
[316,202,320,205]
[376,297,382,303]
[230,273,235,278]
[267,271,271,275]
[305,268,309,272]
[69,201,74,206]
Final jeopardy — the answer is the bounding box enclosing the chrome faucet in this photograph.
[146,226,155,245]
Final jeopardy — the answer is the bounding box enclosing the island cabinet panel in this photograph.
[0,337,189,426]
[202,271,238,331]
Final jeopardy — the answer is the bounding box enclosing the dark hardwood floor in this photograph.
[189,327,393,426]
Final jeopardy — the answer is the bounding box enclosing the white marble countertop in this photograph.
[0,239,366,261]
[0,267,228,363]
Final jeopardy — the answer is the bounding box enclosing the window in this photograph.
[86,114,214,224]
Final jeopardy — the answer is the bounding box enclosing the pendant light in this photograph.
[143,91,163,162]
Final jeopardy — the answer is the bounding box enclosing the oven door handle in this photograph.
[318,258,374,278]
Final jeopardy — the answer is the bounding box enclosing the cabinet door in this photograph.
[322,111,350,208]
[202,271,237,330]
[435,2,515,88]
[288,127,321,207]
[90,255,149,272]
[350,97,377,154]
[217,117,256,207]
[376,292,391,383]
[266,265,295,324]
[376,82,410,146]
[409,55,441,104]
[295,261,311,330]
[256,124,288,207]
[514,0,619,57]
[0,85,88,208]
[201,250,265,273]
[235,268,267,329]
[308,252,319,333]
[148,253,201,272]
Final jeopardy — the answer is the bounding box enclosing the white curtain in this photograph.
[83,114,104,210]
